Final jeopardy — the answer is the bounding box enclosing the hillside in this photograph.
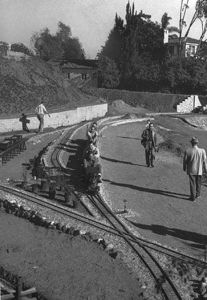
[0,56,98,117]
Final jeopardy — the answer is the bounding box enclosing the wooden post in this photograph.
[123,199,127,212]
[15,276,22,300]
[193,95,195,111]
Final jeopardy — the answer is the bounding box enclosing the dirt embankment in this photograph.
[0,57,98,117]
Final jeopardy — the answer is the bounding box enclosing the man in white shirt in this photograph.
[183,137,207,201]
[35,101,50,133]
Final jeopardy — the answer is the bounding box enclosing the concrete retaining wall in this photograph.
[0,103,108,133]
[177,95,201,113]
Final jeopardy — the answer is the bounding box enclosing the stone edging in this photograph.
[0,197,118,256]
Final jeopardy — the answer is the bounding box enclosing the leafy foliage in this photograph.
[100,14,124,66]
[161,13,172,29]
[31,22,85,61]
[97,55,120,88]
[98,1,207,94]
[11,43,33,56]
[99,2,166,92]
[162,57,207,94]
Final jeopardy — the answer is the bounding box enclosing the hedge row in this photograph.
[82,86,190,112]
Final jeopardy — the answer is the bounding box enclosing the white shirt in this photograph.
[35,103,48,115]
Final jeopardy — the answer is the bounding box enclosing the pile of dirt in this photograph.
[0,56,98,117]
[108,99,149,116]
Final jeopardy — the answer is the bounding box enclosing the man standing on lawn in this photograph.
[141,122,158,167]
[35,101,50,133]
[183,137,207,201]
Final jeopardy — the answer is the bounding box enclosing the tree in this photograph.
[31,28,63,60]
[63,37,85,60]
[11,43,33,56]
[98,2,166,91]
[55,22,85,59]
[161,12,172,29]
[179,0,207,55]
[56,21,71,43]
[120,4,165,88]
[97,55,120,88]
[100,14,124,65]
[31,22,85,60]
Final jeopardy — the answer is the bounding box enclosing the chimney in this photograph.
[164,29,169,44]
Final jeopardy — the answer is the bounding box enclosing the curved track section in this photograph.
[11,118,203,300]
[48,119,207,266]
[47,119,184,299]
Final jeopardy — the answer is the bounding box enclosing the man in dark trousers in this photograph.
[141,122,157,167]
[183,137,207,201]
[19,113,30,132]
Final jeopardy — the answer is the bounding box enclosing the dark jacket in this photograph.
[141,128,157,149]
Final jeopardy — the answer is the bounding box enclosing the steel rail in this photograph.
[27,119,205,299]
[0,185,181,300]
[51,121,207,266]
[1,180,205,270]
[0,184,120,232]
[88,192,183,300]
[49,126,93,216]
[48,122,182,300]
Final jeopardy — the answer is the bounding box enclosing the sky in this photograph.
[0,0,202,58]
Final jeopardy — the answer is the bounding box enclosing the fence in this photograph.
[0,135,26,165]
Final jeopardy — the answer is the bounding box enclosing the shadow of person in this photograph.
[65,138,87,190]
[101,156,146,167]
[118,136,141,141]
[129,222,207,249]
[103,179,189,200]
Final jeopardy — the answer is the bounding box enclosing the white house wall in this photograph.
[0,103,108,133]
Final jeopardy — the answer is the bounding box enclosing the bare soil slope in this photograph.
[108,99,149,116]
[0,57,97,117]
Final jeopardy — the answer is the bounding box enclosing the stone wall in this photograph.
[0,103,108,133]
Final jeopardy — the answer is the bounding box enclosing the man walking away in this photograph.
[183,137,207,201]
[35,101,50,133]
[141,123,157,167]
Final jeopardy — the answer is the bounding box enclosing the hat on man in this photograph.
[190,137,199,144]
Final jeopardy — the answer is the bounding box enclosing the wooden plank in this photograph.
[1,294,15,300]
[0,280,15,293]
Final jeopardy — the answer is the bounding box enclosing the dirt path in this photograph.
[100,121,207,259]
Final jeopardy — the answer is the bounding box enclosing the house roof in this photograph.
[61,62,94,70]
[168,36,200,45]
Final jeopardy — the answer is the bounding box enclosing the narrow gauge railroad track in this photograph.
[0,184,120,233]
[87,192,182,300]
[47,122,183,299]
[0,183,206,270]
[46,120,207,299]
[48,121,207,267]
[49,124,92,215]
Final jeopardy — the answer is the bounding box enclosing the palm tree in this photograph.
[161,12,172,29]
